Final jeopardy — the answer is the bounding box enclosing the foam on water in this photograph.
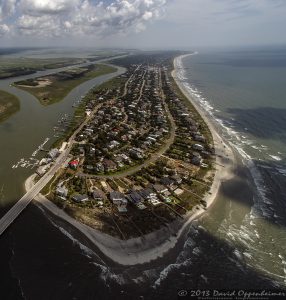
[152,258,193,288]
[268,155,282,161]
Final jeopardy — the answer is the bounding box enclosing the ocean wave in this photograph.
[152,258,192,288]
[276,167,286,176]
[152,226,201,288]
[268,155,282,161]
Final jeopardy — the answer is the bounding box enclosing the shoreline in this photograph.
[24,54,236,266]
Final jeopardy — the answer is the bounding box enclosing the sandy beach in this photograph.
[25,54,236,266]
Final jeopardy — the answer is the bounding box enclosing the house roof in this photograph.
[72,194,89,202]
[93,189,104,199]
[160,177,174,186]
[69,160,79,166]
[103,159,117,168]
[127,191,143,204]
[139,188,154,199]
[153,184,168,193]
[110,191,125,201]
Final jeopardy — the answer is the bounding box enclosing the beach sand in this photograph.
[25,54,236,266]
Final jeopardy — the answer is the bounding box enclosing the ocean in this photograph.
[1,48,286,299]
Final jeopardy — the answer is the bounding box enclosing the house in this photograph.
[127,190,143,204]
[108,140,120,150]
[191,154,202,166]
[69,159,79,170]
[120,154,131,163]
[193,134,206,143]
[103,159,117,172]
[89,147,96,155]
[171,175,183,185]
[109,191,127,212]
[72,194,89,203]
[113,155,124,165]
[192,143,204,151]
[36,165,47,176]
[160,177,175,188]
[92,189,105,201]
[48,148,59,160]
[153,184,168,194]
[139,188,154,200]
[126,190,146,209]
[149,196,161,206]
[56,186,68,197]
[95,162,104,172]
[129,149,142,159]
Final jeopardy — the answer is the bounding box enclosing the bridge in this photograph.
[0,150,68,235]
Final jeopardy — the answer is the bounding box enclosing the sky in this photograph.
[0,0,286,49]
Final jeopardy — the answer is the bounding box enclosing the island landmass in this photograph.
[14,64,117,105]
[0,90,20,123]
[24,52,235,265]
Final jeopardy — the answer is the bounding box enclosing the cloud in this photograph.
[0,23,9,35]
[20,0,80,15]
[0,0,16,20]
[0,0,167,39]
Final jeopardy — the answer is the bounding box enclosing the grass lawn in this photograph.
[15,64,117,106]
[0,90,20,123]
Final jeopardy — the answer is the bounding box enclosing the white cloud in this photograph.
[0,0,167,39]
[0,23,9,35]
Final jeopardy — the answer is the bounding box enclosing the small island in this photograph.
[0,57,86,80]
[14,64,117,105]
[0,90,20,123]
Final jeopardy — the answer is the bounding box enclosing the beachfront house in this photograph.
[109,191,128,212]
[56,186,68,198]
[72,194,89,203]
[192,143,204,151]
[92,189,105,201]
[127,190,146,210]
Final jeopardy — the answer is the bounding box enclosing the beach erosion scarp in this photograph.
[24,54,236,266]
